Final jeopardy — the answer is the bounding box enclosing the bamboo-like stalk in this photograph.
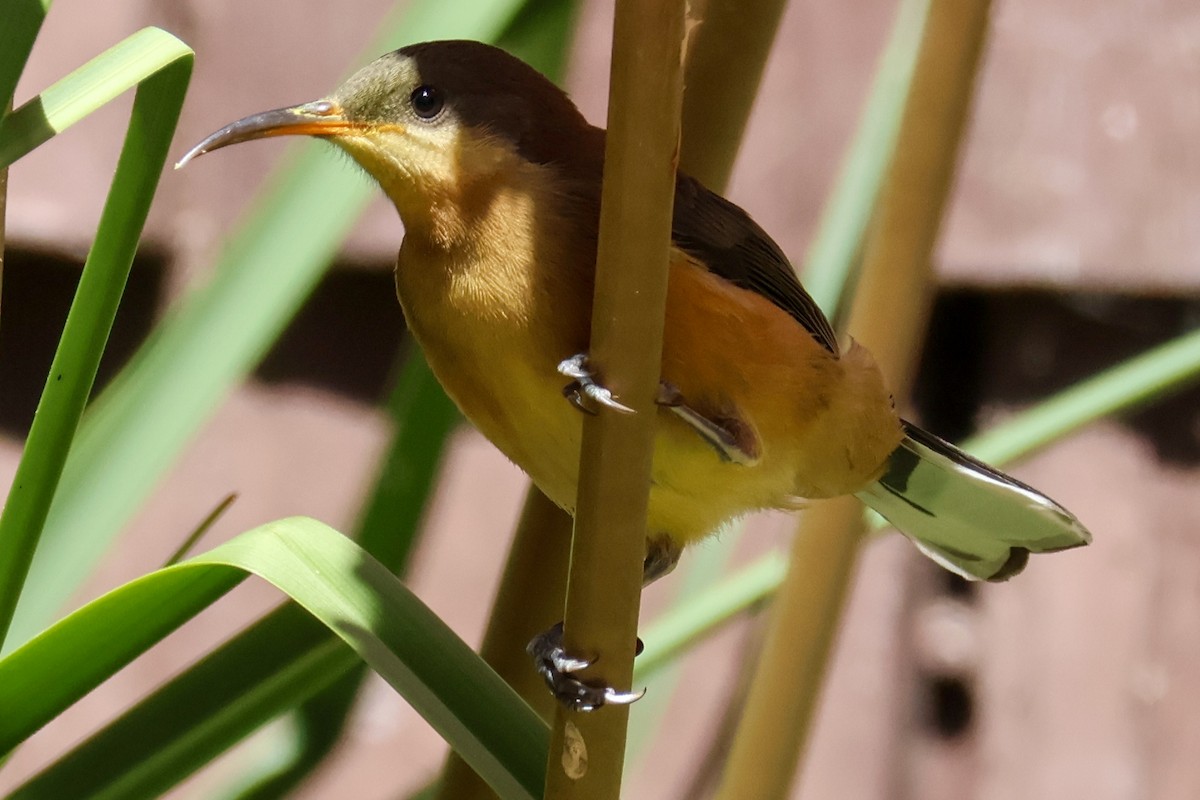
[715,2,994,798]
[1,158,6,323]
[542,1,687,797]
[680,0,789,189]
[714,496,865,800]
[435,3,776,795]
[1,98,8,323]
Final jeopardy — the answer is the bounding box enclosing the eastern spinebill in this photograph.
[180,40,1091,710]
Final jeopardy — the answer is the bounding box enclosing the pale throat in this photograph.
[392,169,553,326]
[342,130,576,326]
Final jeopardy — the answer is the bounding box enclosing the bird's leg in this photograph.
[527,538,678,710]
[656,381,760,466]
[643,534,681,585]
[558,353,634,414]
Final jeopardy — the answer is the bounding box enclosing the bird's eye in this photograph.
[410,85,444,119]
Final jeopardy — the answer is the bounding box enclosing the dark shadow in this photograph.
[0,246,163,436]
[254,265,406,403]
[912,291,989,442]
[922,673,974,739]
[913,288,1200,467]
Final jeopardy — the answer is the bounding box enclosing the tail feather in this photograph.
[855,421,1091,582]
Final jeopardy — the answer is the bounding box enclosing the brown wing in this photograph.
[671,174,839,355]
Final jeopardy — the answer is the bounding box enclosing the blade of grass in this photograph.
[5,0,546,654]
[634,548,786,682]
[543,1,686,797]
[0,32,193,648]
[9,603,356,800]
[0,28,193,168]
[963,324,1200,463]
[0,0,50,112]
[1,121,7,317]
[2,517,549,800]
[10,348,459,800]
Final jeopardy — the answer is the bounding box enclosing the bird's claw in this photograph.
[557,354,635,415]
[527,622,646,712]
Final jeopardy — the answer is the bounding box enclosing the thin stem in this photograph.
[679,0,788,190]
[542,1,687,797]
[715,1,994,797]
[0,143,7,325]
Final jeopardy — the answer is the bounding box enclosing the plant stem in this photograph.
[801,0,932,315]
[715,1,993,797]
[0,146,6,324]
[679,0,788,190]
[542,1,686,797]
[714,496,865,800]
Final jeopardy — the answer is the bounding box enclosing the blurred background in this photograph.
[2,0,1198,797]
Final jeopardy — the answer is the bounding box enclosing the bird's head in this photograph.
[180,40,600,239]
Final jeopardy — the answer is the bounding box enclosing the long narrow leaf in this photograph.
[2,518,548,800]
[0,0,50,112]
[11,603,356,800]
[4,4,569,790]
[0,28,193,168]
[5,350,457,800]
[0,32,193,647]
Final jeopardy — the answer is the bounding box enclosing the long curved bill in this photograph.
[175,100,355,168]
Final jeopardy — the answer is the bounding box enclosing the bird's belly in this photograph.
[409,319,584,510]
[414,335,791,545]
[406,315,756,538]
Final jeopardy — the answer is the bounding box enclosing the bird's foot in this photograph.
[527,622,646,712]
[558,354,635,415]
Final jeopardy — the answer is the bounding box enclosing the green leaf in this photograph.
[10,603,357,800]
[0,0,50,113]
[2,350,458,800]
[634,550,786,683]
[962,323,1200,464]
[0,29,193,647]
[2,518,549,800]
[0,28,193,168]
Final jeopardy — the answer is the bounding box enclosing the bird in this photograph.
[179,39,1091,710]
